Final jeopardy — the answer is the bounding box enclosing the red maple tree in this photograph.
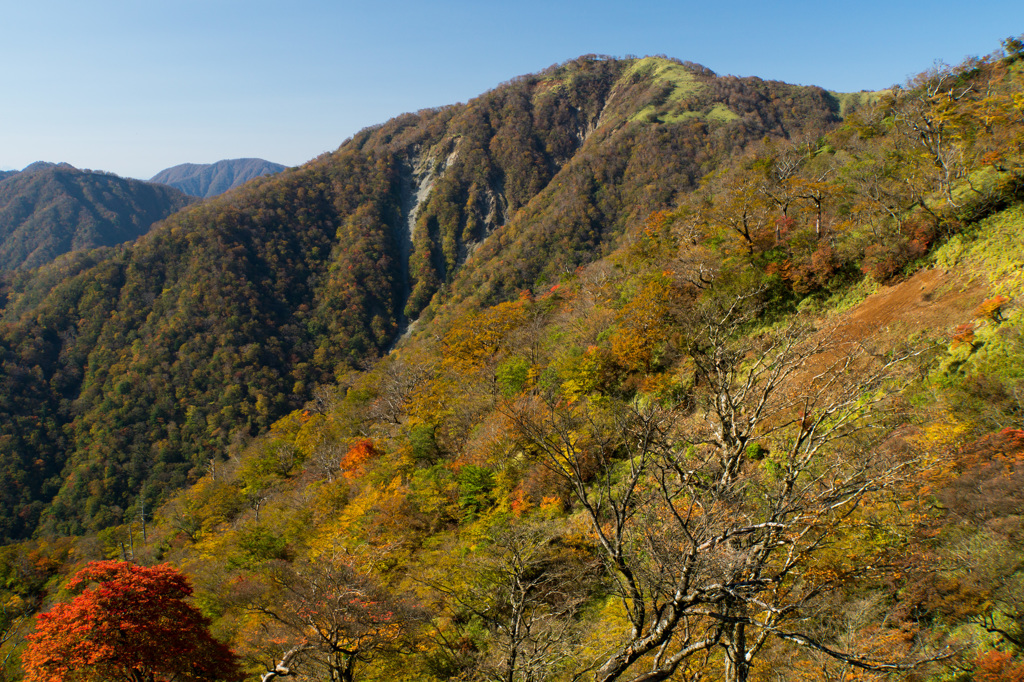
[22,560,242,682]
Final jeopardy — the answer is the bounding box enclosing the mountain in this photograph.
[0,163,195,271]
[2,41,1024,682]
[149,158,287,197]
[0,55,847,540]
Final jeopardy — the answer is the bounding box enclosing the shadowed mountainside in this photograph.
[150,158,287,198]
[0,163,195,270]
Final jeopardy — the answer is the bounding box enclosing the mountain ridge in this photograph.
[0,163,195,271]
[149,158,287,198]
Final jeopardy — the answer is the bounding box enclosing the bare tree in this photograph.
[260,644,312,682]
[367,353,434,426]
[427,520,593,682]
[890,62,977,207]
[842,148,919,235]
[505,294,933,682]
[242,553,422,682]
[1,607,29,682]
[308,438,347,483]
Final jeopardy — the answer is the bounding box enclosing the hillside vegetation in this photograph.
[2,39,1024,682]
[0,55,842,542]
[0,163,194,270]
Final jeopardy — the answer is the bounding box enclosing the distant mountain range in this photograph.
[149,158,286,198]
[0,163,195,270]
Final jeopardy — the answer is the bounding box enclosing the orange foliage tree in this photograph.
[237,554,420,682]
[974,650,1024,682]
[340,439,384,480]
[609,277,672,372]
[22,560,241,682]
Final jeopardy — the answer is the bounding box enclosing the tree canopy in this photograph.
[22,561,242,682]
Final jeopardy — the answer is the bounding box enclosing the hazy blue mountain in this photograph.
[149,158,286,197]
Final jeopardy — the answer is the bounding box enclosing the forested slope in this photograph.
[0,55,842,541]
[0,163,195,270]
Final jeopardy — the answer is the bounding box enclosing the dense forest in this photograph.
[2,37,1024,682]
[0,163,195,270]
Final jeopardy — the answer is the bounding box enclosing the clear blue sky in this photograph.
[1,0,1020,179]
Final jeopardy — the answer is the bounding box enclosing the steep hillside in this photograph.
[126,46,1021,682]
[0,55,843,541]
[2,40,1024,682]
[150,158,287,198]
[0,164,195,270]
[355,56,841,316]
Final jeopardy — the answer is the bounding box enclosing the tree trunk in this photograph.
[724,607,749,682]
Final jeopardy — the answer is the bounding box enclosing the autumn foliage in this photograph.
[974,650,1024,682]
[22,561,241,682]
[4,36,1024,682]
[976,295,1011,322]
[340,439,384,480]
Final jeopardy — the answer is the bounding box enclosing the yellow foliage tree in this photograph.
[609,278,672,372]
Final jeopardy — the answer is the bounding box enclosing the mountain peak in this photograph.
[150,158,287,197]
[20,161,75,174]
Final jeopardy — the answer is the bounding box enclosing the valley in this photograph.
[2,41,1024,682]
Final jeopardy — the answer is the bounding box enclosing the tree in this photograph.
[22,560,241,682]
[610,277,672,373]
[505,287,932,682]
[929,429,1024,654]
[842,148,918,236]
[239,553,420,682]
[427,520,592,682]
[1,604,30,682]
[696,168,776,256]
[889,63,978,207]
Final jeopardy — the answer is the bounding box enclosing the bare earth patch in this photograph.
[828,268,987,347]
[782,269,990,397]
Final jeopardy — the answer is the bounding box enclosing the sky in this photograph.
[1,0,1021,180]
